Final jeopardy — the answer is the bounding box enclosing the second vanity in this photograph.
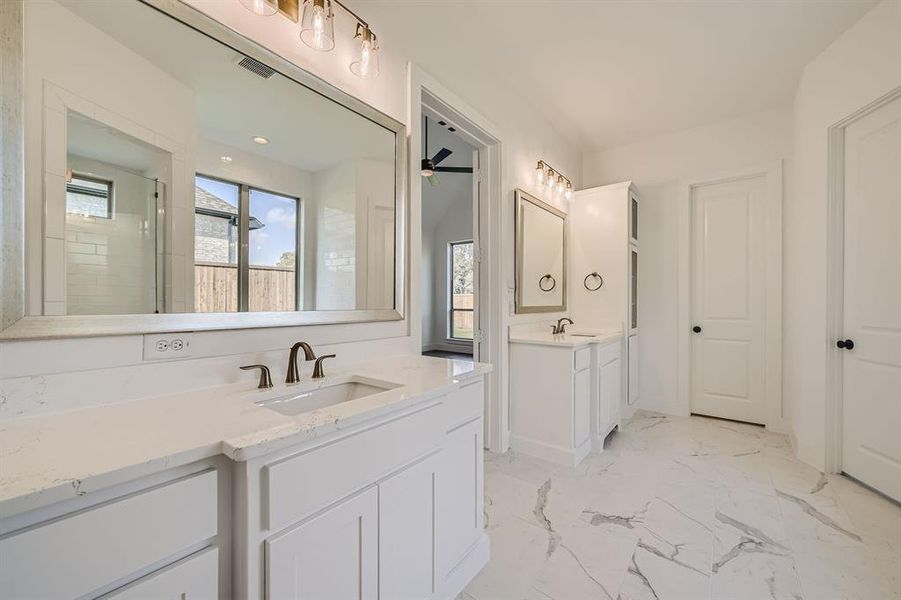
[0,355,490,600]
[509,328,623,466]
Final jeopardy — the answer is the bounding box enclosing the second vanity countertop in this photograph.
[0,355,491,517]
[509,328,623,349]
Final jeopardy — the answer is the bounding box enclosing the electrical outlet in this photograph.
[143,332,194,361]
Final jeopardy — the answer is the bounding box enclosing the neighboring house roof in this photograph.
[194,185,264,230]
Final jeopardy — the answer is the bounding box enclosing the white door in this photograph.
[690,175,767,424]
[266,487,378,599]
[841,95,901,501]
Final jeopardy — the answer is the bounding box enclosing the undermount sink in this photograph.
[254,377,401,416]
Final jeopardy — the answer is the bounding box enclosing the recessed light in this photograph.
[252,136,269,145]
[220,155,233,163]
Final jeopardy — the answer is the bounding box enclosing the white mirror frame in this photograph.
[0,0,407,340]
[514,188,567,314]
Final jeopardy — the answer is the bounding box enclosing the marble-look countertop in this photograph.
[0,355,491,517]
[509,329,623,348]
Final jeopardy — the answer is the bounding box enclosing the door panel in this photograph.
[841,95,901,501]
[266,487,378,600]
[690,176,767,424]
[439,418,483,574]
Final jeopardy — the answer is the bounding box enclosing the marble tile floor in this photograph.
[461,411,901,600]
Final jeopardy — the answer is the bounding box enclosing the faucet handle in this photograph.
[240,364,273,389]
[311,354,337,379]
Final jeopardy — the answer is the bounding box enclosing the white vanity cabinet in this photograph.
[510,343,593,466]
[594,339,623,449]
[236,376,487,600]
[0,466,224,599]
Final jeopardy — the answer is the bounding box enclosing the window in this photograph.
[66,174,112,218]
[449,241,474,341]
[194,175,301,313]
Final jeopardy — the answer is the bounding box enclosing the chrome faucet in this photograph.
[286,341,317,384]
[552,317,574,335]
[311,354,336,379]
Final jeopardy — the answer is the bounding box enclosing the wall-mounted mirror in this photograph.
[7,0,405,337]
[514,189,566,313]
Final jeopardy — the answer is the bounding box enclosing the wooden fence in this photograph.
[194,262,295,312]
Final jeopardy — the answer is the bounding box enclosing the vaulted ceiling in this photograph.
[362,0,877,151]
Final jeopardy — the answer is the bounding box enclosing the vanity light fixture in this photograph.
[300,0,335,52]
[252,136,270,145]
[350,23,379,79]
[239,0,380,79]
[535,159,573,199]
[238,0,278,16]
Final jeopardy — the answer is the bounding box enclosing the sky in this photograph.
[195,176,297,267]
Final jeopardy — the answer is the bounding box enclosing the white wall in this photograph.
[581,105,792,416]
[785,0,901,470]
[1,0,579,421]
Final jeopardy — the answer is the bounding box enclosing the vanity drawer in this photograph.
[104,547,218,599]
[574,347,591,371]
[265,403,443,532]
[0,469,218,599]
[444,378,484,430]
[597,341,621,365]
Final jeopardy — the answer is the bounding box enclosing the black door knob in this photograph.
[692,326,702,333]
[837,339,854,350]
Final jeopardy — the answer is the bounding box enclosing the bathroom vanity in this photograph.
[0,356,490,599]
[509,330,623,466]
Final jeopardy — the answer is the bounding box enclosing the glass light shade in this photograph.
[350,24,379,79]
[557,176,565,194]
[239,0,279,16]
[536,162,545,184]
[546,170,555,189]
[565,183,573,200]
[300,0,335,52]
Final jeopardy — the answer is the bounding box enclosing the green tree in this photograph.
[277,251,296,268]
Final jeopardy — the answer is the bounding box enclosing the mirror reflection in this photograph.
[34,0,398,316]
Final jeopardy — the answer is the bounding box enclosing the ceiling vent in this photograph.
[236,55,275,80]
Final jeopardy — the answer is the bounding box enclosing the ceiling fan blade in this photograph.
[432,166,474,173]
[428,173,440,187]
[431,147,452,166]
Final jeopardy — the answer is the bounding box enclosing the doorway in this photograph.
[828,92,901,501]
[420,115,477,360]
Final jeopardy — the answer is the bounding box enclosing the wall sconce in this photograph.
[535,160,573,200]
[240,0,380,79]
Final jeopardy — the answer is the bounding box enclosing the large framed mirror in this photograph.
[514,189,566,313]
[1,0,406,339]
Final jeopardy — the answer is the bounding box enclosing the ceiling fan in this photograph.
[421,116,473,187]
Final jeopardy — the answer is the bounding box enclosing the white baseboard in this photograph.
[510,434,590,467]
[439,533,490,599]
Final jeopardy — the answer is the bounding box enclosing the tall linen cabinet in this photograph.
[570,181,640,419]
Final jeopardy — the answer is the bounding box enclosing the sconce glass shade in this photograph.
[536,161,545,184]
[565,182,573,200]
[300,0,335,52]
[350,24,379,78]
[557,176,565,194]
[239,0,279,16]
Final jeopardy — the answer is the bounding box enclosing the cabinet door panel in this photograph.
[573,368,591,447]
[598,357,621,435]
[379,454,439,600]
[266,487,378,600]
[439,418,483,574]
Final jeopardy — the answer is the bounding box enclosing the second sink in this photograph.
[254,377,401,416]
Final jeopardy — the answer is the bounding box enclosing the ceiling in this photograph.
[361,0,877,151]
[421,117,475,235]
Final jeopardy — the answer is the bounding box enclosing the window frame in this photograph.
[66,173,113,219]
[447,239,475,342]
[194,173,303,312]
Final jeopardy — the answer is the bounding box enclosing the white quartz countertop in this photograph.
[0,355,491,517]
[509,329,623,348]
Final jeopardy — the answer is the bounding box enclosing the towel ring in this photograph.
[538,274,556,292]
[584,272,604,292]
